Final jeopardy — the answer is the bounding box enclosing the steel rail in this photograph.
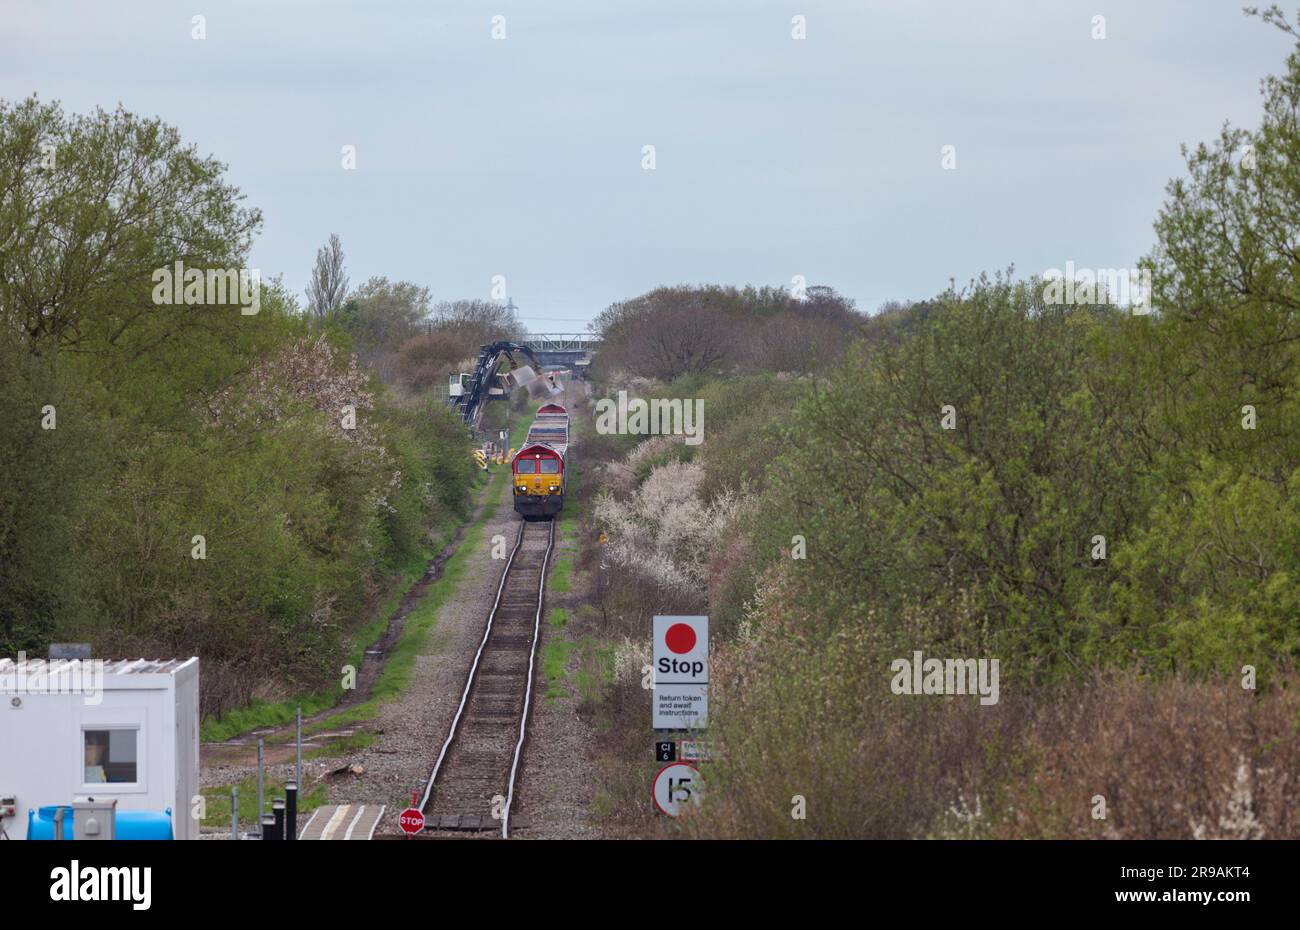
[418,517,554,837]
[417,519,525,812]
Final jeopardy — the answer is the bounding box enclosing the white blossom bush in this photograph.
[611,634,652,687]
[209,334,398,494]
[599,434,683,493]
[597,457,638,496]
[212,334,372,433]
[594,459,746,592]
[625,434,683,471]
[1191,755,1266,840]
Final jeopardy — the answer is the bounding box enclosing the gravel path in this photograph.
[515,502,603,839]
[325,479,523,822]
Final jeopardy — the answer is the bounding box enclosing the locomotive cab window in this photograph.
[539,459,560,474]
[516,459,538,474]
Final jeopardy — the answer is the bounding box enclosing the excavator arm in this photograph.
[448,341,546,429]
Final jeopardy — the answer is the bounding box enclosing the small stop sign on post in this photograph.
[399,808,425,835]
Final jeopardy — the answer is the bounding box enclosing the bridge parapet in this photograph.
[525,333,601,353]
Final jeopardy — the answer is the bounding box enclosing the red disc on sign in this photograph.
[398,808,425,834]
[665,623,696,654]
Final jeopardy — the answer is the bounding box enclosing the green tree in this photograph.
[0,97,475,715]
[0,96,260,353]
[338,276,431,355]
[1099,9,1300,675]
[765,276,1147,676]
[0,331,101,654]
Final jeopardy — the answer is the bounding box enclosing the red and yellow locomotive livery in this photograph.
[512,402,568,518]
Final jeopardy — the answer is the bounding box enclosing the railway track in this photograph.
[418,517,554,837]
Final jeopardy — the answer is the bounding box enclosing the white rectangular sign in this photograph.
[680,739,714,762]
[652,615,708,730]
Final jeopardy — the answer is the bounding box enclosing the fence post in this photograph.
[256,737,264,836]
[272,798,285,841]
[285,781,297,841]
[230,787,238,840]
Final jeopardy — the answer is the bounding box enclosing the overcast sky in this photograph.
[1,1,1288,329]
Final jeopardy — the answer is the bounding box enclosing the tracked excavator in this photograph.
[447,341,561,430]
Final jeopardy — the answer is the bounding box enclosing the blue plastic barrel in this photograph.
[25,806,73,839]
[27,805,174,840]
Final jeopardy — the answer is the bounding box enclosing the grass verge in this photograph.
[541,640,575,702]
[305,730,377,759]
[305,464,508,731]
[200,774,330,830]
[200,468,497,742]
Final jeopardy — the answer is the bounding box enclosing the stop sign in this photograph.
[398,807,425,834]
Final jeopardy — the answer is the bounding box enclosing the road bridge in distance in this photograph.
[524,333,599,374]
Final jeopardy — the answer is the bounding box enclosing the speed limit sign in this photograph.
[652,762,702,816]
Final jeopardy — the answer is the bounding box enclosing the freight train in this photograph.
[512,402,568,518]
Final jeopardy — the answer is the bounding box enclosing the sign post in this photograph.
[651,616,709,814]
[399,792,424,837]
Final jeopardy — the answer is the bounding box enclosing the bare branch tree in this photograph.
[305,233,350,321]
[1243,5,1299,40]
[428,298,524,345]
[591,284,860,381]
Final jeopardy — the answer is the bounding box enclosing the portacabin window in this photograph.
[83,727,139,785]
